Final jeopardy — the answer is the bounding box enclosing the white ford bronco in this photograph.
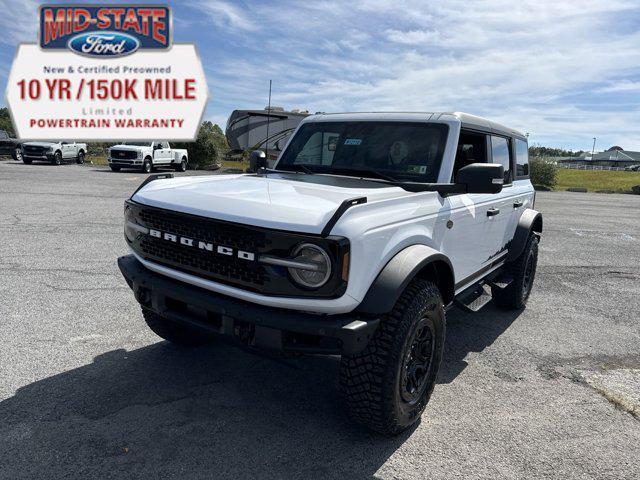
[108,141,188,173]
[21,141,87,165]
[118,112,541,435]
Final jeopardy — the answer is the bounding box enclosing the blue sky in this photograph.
[1,0,640,151]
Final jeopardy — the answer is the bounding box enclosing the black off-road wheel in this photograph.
[492,234,539,309]
[52,151,62,165]
[174,157,187,172]
[110,165,121,172]
[340,279,446,436]
[76,150,85,164]
[142,157,152,173]
[142,309,215,347]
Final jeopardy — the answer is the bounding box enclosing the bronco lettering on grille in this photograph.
[148,228,255,261]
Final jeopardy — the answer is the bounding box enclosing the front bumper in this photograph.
[118,255,379,355]
[109,157,142,166]
[24,153,54,160]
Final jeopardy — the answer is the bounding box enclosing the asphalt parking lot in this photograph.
[1,160,639,479]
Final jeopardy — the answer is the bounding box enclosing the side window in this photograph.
[0,130,8,139]
[162,141,170,149]
[515,138,529,178]
[490,135,512,184]
[452,129,489,181]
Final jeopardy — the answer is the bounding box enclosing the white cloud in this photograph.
[194,0,640,149]
[195,0,258,32]
[0,0,38,45]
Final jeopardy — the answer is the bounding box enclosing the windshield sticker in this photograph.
[407,165,427,174]
[344,138,362,146]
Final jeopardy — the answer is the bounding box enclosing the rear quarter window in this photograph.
[515,139,529,178]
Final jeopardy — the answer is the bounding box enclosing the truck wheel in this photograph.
[174,157,187,172]
[14,147,23,162]
[76,151,85,164]
[142,309,215,347]
[142,158,152,173]
[110,166,121,172]
[492,234,539,309]
[340,278,445,436]
[52,151,62,165]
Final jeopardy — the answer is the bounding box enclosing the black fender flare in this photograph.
[355,244,455,315]
[506,208,543,262]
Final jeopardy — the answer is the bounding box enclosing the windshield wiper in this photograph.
[272,164,314,174]
[324,167,400,183]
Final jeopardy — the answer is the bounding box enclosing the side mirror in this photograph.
[248,150,267,172]
[457,163,504,194]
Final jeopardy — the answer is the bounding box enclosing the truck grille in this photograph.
[135,205,269,290]
[111,149,138,160]
[24,145,47,154]
[125,201,349,298]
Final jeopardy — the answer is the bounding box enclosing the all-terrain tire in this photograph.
[110,166,121,172]
[14,147,23,162]
[52,151,62,165]
[76,150,85,164]
[142,157,152,173]
[142,309,215,347]
[492,234,539,309]
[174,157,187,172]
[340,278,445,436]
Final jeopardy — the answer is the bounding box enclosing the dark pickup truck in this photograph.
[0,129,22,160]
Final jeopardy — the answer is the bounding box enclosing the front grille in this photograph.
[136,206,269,290]
[25,145,47,154]
[126,201,349,298]
[111,149,138,160]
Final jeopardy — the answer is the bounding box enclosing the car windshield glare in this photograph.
[277,121,449,183]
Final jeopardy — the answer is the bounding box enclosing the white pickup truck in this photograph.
[108,141,189,173]
[21,141,87,165]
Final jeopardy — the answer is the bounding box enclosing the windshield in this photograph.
[122,142,152,147]
[276,121,448,183]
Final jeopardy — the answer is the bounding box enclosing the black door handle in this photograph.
[487,207,500,217]
[513,201,524,208]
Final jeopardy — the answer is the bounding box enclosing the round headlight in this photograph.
[288,243,331,288]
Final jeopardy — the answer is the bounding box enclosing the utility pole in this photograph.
[265,80,272,157]
[591,137,596,161]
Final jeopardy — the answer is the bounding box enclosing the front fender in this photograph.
[355,244,454,315]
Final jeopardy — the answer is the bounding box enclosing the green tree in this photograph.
[173,121,228,169]
[0,107,15,136]
[529,157,558,188]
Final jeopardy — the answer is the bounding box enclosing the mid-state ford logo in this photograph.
[68,31,140,58]
[40,5,170,55]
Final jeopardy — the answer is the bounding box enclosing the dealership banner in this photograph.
[5,4,208,141]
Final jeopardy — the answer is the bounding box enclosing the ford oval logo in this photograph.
[67,31,140,58]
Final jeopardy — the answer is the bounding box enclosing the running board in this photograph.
[454,284,492,313]
[488,273,514,291]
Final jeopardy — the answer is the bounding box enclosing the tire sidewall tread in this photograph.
[340,278,445,435]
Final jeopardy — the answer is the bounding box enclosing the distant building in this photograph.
[559,149,640,167]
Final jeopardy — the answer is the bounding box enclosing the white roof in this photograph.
[304,111,525,138]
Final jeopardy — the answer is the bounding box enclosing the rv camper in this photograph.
[225,107,310,163]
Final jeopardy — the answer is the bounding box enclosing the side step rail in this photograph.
[454,284,492,313]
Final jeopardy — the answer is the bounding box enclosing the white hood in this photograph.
[23,141,56,148]
[111,144,149,151]
[132,173,409,234]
